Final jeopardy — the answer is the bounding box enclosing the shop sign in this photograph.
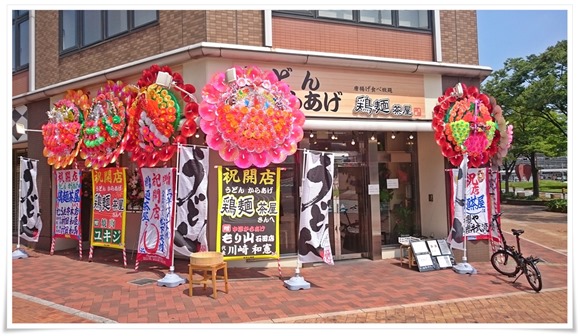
[216,166,281,260]
[269,65,426,119]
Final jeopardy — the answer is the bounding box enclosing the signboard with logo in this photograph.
[267,65,426,119]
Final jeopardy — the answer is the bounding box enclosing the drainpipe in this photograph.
[433,10,442,63]
[29,10,36,91]
[264,10,272,47]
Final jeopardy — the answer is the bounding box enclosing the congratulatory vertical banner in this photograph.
[216,166,280,260]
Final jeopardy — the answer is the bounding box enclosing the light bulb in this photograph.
[391,133,396,139]
[309,131,314,138]
[371,134,376,141]
[351,139,355,145]
[409,134,414,140]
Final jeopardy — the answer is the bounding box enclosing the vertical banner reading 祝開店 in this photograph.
[449,167,491,242]
[216,166,280,260]
[90,168,127,250]
[54,169,82,241]
[135,168,176,269]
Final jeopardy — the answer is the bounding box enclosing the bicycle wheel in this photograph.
[490,250,519,277]
[524,261,542,292]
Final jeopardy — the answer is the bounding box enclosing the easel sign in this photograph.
[410,241,436,272]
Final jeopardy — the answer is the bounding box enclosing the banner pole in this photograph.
[157,143,186,288]
[284,150,311,290]
[452,153,476,275]
[13,157,29,259]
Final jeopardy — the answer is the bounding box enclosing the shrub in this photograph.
[501,191,515,199]
[546,199,567,213]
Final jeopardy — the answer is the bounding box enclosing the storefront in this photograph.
[14,45,492,268]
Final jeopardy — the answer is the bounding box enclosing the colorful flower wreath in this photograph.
[432,84,500,167]
[79,80,137,169]
[489,97,513,167]
[199,65,305,168]
[41,90,89,169]
[125,65,199,167]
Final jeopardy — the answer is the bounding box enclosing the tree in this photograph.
[482,40,567,197]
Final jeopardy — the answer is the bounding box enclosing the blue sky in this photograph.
[476,10,568,72]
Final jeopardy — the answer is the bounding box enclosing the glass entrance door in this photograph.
[329,164,367,259]
[306,131,369,260]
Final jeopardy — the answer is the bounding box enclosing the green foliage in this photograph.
[380,189,394,203]
[546,199,567,213]
[482,40,568,169]
[393,205,414,236]
[501,180,567,191]
[501,191,515,199]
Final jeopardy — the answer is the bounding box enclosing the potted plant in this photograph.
[392,204,414,236]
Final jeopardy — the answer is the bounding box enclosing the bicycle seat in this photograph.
[511,229,524,236]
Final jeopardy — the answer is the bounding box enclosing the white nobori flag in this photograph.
[447,154,468,250]
[174,146,209,256]
[19,157,43,242]
[298,151,334,265]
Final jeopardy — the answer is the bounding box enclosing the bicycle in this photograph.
[488,212,543,292]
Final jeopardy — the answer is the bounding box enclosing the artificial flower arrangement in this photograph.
[489,97,513,168]
[79,80,138,169]
[199,65,305,168]
[126,167,144,210]
[41,89,90,169]
[432,84,506,167]
[125,64,199,167]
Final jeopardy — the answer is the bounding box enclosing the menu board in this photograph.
[427,240,442,256]
[437,239,452,255]
[410,238,455,272]
[216,166,281,260]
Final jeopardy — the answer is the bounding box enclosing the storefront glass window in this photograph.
[378,131,419,245]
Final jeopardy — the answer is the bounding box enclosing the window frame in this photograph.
[273,10,432,32]
[12,10,30,73]
[59,10,158,55]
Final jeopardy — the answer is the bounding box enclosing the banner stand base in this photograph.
[12,248,29,259]
[452,257,477,275]
[284,267,311,291]
[158,268,186,288]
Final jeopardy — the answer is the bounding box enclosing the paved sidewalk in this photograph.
[9,204,570,331]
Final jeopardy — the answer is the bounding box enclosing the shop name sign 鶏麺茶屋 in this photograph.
[271,65,426,119]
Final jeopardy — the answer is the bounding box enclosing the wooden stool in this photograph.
[399,244,416,268]
[188,261,228,299]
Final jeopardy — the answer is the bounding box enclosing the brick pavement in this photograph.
[9,204,569,328]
